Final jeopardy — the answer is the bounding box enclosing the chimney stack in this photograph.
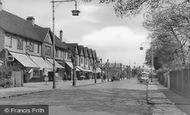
[60,30,63,41]
[26,16,35,26]
[0,0,2,12]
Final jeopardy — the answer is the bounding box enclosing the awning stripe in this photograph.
[10,52,39,68]
[29,56,52,70]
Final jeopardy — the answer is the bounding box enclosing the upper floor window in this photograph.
[45,45,51,56]
[26,41,34,52]
[17,39,23,50]
[80,57,84,64]
[61,51,64,58]
[37,44,40,53]
[56,49,58,57]
[5,34,12,48]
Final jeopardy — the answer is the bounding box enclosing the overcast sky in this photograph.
[2,0,149,66]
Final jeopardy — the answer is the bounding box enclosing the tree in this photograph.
[84,0,189,17]
[144,2,190,69]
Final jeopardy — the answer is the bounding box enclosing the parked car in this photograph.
[138,72,149,83]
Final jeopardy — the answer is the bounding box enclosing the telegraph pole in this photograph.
[52,0,56,89]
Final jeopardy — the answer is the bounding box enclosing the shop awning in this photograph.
[10,52,39,68]
[29,56,52,70]
[76,66,93,72]
[65,61,73,69]
[47,59,64,69]
[76,66,85,71]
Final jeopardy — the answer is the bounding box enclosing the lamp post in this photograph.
[51,0,80,89]
[70,51,76,86]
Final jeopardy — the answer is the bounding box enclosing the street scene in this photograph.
[0,78,187,115]
[1,0,190,115]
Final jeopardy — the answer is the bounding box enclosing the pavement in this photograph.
[0,79,103,99]
[147,78,187,115]
[0,77,189,115]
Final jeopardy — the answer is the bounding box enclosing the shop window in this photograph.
[33,70,40,78]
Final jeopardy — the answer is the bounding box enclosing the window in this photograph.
[17,39,23,50]
[61,51,64,58]
[56,49,58,57]
[80,57,83,64]
[26,41,34,52]
[37,44,40,53]
[33,70,40,78]
[45,45,51,56]
[5,35,12,48]
[63,51,66,59]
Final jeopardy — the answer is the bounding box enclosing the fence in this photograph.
[169,68,190,97]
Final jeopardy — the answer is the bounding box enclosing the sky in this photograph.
[2,0,149,66]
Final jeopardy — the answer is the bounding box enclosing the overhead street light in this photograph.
[51,0,80,88]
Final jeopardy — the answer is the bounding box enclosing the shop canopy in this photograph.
[65,61,73,69]
[76,66,93,73]
[10,52,39,68]
[47,59,64,69]
[29,56,52,70]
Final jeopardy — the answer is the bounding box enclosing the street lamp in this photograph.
[51,0,80,88]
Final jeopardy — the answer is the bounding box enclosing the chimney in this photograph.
[0,0,2,12]
[60,30,63,41]
[26,16,35,26]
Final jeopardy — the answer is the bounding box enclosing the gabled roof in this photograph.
[55,36,67,50]
[0,10,48,42]
[67,43,78,54]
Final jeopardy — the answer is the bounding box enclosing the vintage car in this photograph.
[138,71,149,83]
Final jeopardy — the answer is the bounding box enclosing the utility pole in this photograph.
[72,54,76,86]
[100,59,103,82]
[52,0,56,89]
[106,59,109,82]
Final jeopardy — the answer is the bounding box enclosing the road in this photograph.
[0,78,186,115]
